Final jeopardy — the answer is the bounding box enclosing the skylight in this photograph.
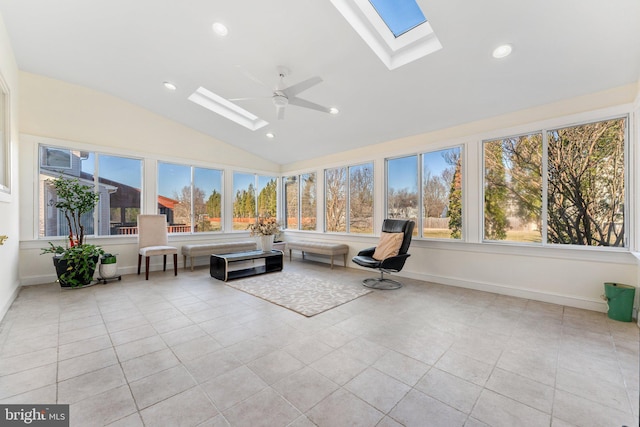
[331,0,442,70]
[368,0,426,38]
[188,87,268,131]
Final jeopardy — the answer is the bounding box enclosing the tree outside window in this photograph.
[422,147,462,239]
[483,117,626,247]
[284,172,317,231]
[233,172,278,230]
[325,163,373,233]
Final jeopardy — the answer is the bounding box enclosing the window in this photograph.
[422,147,462,239]
[233,172,278,231]
[483,117,626,248]
[158,162,223,233]
[284,172,317,231]
[325,163,373,233]
[284,176,299,229]
[369,0,426,37]
[386,155,418,229]
[39,145,142,237]
[349,164,374,233]
[301,173,317,230]
[484,133,542,243]
[387,148,463,239]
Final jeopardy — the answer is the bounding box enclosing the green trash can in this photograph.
[603,282,636,322]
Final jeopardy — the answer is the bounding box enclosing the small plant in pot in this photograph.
[99,253,119,279]
[40,175,104,288]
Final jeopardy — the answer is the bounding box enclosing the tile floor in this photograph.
[0,261,638,427]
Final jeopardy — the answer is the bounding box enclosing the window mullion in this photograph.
[541,130,549,245]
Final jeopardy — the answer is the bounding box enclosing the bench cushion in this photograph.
[287,241,348,256]
[182,241,257,270]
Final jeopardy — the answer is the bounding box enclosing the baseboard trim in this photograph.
[398,270,608,313]
[0,281,21,323]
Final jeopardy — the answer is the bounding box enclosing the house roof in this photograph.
[0,1,638,165]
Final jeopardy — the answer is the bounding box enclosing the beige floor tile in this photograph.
[105,412,144,426]
[552,389,636,427]
[0,347,57,376]
[58,334,113,360]
[310,349,368,385]
[115,335,167,362]
[129,365,197,409]
[484,368,553,414]
[283,336,334,364]
[435,350,494,386]
[109,324,158,346]
[140,386,218,427]
[555,367,631,413]
[171,335,222,361]
[201,365,267,411]
[345,367,411,413]
[0,384,56,404]
[222,387,300,427]
[272,366,339,412]
[415,367,482,414]
[58,364,126,405]
[247,350,305,384]
[0,363,57,400]
[69,385,137,427]
[471,389,550,427]
[59,323,108,345]
[372,350,431,386]
[121,348,180,382]
[160,324,207,347]
[183,349,242,383]
[306,388,384,427]
[58,347,119,381]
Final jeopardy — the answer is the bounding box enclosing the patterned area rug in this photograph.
[226,271,372,317]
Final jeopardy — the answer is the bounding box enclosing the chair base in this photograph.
[362,277,403,290]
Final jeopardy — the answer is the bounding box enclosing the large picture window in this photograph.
[158,162,223,233]
[233,172,277,231]
[325,162,373,233]
[483,117,626,247]
[284,172,316,231]
[39,145,142,237]
[387,148,462,239]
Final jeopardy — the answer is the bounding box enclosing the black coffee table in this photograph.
[210,250,283,281]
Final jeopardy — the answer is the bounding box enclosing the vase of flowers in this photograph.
[247,217,281,252]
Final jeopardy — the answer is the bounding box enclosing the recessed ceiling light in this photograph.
[163,81,177,91]
[212,22,228,36]
[266,132,275,139]
[492,44,513,59]
[329,107,339,115]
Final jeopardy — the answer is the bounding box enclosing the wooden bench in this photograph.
[287,241,349,269]
[181,240,257,271]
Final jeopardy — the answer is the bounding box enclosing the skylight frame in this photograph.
[331,0,442,70]
[188,87,268,131]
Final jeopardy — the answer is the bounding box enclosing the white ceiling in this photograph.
[1,0,639,165]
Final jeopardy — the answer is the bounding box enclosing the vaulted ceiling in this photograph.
[1,0,639,165]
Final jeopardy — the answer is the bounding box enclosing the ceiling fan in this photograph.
[232,67,333,120]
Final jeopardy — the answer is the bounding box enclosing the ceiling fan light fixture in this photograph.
[492,44,513,59]
[212,22,229,37]
[273,94,289,107]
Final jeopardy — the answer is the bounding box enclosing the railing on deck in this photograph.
[116,225,191,235]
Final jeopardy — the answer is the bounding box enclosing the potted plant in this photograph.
[98,253,119,280]
[41,175,103,288]
[247,216,281,252]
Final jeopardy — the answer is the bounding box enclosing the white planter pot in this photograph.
[259,235,274,252]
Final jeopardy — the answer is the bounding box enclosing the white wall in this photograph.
[282,83,640,313]
[0,14,20,320]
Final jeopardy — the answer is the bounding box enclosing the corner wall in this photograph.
[0,14,20,321]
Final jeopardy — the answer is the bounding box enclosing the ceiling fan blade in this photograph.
[281,76,322,98]
[276,105,285,120]
[288,97,331,113]
[235,65,270,90]
[228,96,269,102]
